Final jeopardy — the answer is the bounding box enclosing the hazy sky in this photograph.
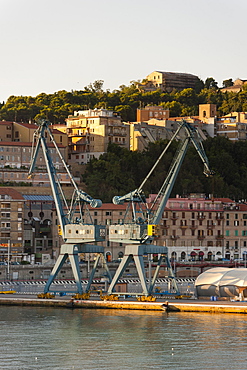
[1,0,247,102]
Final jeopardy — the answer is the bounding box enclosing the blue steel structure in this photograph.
[28,120,111,294]
[108,120,213,296]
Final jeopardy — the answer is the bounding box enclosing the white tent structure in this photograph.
[195,268,247,299]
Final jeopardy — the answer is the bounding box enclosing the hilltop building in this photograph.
[221,78,247,93]
[138,71,200,92]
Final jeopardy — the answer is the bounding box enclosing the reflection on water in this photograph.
[0,306,247,369]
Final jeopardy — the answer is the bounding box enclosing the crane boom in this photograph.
[28,120,104,242]
[28,120,110,295]
[109,120,213,244]
[107,120,213,296]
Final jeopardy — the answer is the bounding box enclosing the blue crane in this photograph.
[107,120,213,296]
[28,119,111,295]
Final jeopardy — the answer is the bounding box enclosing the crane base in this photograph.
[43,243,111,294]
[107,244,179,296]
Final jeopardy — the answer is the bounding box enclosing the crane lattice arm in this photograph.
[109,120,214,244]
[28,119,104,242]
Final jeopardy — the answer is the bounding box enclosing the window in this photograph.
[234,220,239,226]
[106,211,111,216]
[235,230,238,236]
[226,220,229,226]
[226,230,230,236]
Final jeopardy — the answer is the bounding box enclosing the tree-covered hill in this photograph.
[83,137,247,203]
[1,78,247,123]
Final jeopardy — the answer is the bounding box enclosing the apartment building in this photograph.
[0,188,25,260]
[0,141,70,186]
[66,109,130,164]
[138,71,200,93]
[128,121,173,151]
[216,112,247,141]
[0,122,13,141]
[156,195,247,262]
[136,106,169,122]
[23,194,54,260]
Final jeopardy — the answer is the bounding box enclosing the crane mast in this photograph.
[28,120,110,295]
[107,120,213,296]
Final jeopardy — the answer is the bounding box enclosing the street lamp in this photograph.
[7,240,10,280]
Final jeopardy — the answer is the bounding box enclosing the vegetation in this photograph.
[1,77,247,123]
[83,138,247,203]
[1,76,247,201]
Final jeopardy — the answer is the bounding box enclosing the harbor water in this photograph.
[1,305,247,370]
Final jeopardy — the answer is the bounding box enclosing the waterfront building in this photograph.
[23,194,54,261]
[0,188,25,260]
[156,194,247,262]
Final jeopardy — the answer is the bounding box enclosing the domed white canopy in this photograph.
[195,267,247,288]
[195,267,247,298]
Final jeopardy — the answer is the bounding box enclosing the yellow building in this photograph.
[0,121,13,141]
[66,109,130,164]
[12,122,68,148]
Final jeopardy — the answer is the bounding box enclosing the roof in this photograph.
[23,195,54,201]
[0,141,65,148]
[14,122,38,129]
[0,188,25,200]
[195,268,247,288]
[0,121,13,125]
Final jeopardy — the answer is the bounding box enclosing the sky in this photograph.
[1,0,247,103]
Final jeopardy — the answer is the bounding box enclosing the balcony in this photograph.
[197,215,205,221]
[216,235,224,240]
[197,235,205,240]
[170,235,179,240]
[216,214,224,220]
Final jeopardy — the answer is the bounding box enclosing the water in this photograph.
[1,306,247,370]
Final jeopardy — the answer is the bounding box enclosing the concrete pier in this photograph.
[1,294,247,314]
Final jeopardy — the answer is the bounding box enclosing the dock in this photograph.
[1,294,247,314]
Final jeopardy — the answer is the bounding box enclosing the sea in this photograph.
[0,305,246,370]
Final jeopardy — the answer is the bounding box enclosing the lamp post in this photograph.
[7,240,10,280]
